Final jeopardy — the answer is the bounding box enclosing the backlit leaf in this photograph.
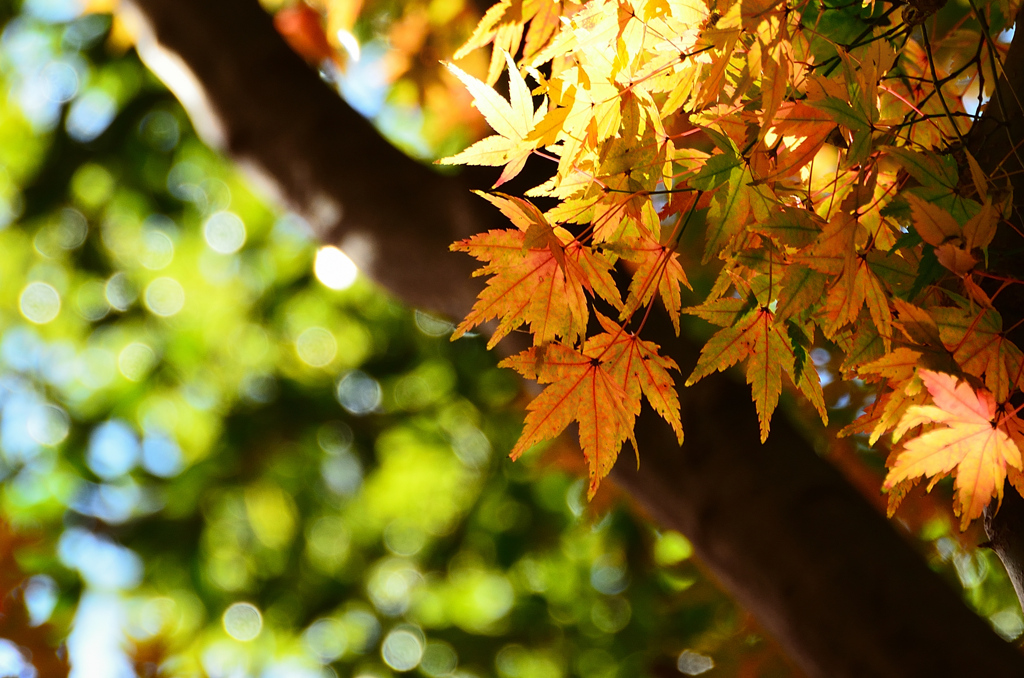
[885,370,1023,529]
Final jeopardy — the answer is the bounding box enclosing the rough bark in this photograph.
[122,0,1024,675]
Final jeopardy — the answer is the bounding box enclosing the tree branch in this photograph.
[121,0,489,319]
[122,0,1024,675]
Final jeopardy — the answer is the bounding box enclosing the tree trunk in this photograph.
[122,0,1024,675]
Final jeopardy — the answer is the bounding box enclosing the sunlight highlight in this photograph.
[336,29,361,62]
[314,245,358,290]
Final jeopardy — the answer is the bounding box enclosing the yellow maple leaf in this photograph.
[439,52,546,186]
[685,305,795,442]
[884,369,1023,529]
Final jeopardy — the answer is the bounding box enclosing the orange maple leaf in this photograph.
[846,348,926,444]
[501,315,681,496]
[452,193,619,348]
[753,102,834,183]
[591,313,684,444]
[802,212,892,346]
[884,369,1023,529]
[932,303,1024,403]
[618,230,691,334]
[501,343,636,498]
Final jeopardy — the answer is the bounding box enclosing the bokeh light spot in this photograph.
[677,650,714,675]
[59,209,88,248]
[317,422,353,454]
[315,246,358,290]
[72,163,115,209]
[25,0,82,22]
[24,575,58,626]
[204,211,247,254]
[321,454,363,496]
[414,310,453,337]
[141,434,183,478]
[144,277,185,316]
[118,342,156,381]
[42,60,78,103]
[304,618,348,662]
[222,602,262,641]
[139,229,175,270]
[138,110,180,151]
[19,281,60,323]
[367,560,421,616]
[384,521,426,557]
[105,272,136,312]
[0,639,31,678]
[27,404,69,446]
[58,528,142,590]
[381,628,424,672]
[591,597,631,633]
[336,371,381,415]
[420,641,458,677]
[654,531,693,566]
[590,555,629,594]
[87,420,139,480]
[296,327,338,367]
[66,89,116,142]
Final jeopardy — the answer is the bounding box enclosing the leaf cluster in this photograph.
[446,0,1024,525]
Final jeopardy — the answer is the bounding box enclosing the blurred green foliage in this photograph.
[0,2,1016,678]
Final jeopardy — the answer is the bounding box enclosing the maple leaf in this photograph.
[442,0,1024,528]
[591,313,683,443]
[501,313,682,495]
[453,0,563,83]
[750,207,825,249]
[932,302,1024,402]
[788,319,828,423]
[454,0,513,56]
[836,319,886,375]
[905,194,959,247]
[801,213,892,346]
[618,230,691,334]
[685,303,795,441]
[884,369,1023,529]
[699,159,775,263]
[501,342,636,498]
[773,265,827,323]
[752,103,835,183]
[845,349,926,444]
[684,295,751,327]
[452,193,619,348]
[882,445,921,518]
[904,195,982,275]
[962,198,999,252]
[439,52,546,186]
[891,298,942,347]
